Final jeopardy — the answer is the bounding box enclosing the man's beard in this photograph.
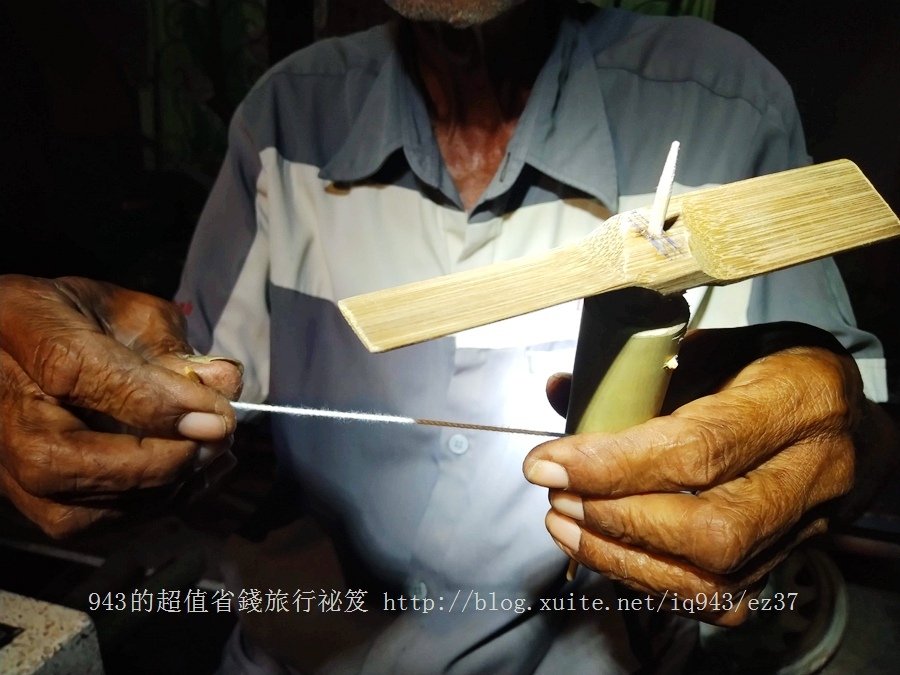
[384,0,528,27]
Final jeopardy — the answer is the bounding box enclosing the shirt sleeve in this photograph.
[174,105,271,404]
[736,81,887,400]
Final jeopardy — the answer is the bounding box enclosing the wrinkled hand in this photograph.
[524,325,887,625]
[0,275,242,537]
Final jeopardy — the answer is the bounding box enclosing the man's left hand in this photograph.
[524,328,894,625]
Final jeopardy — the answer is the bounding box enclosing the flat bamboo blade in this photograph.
[339,160,899,352]
[683,159,900,280]
[339,225,636,352]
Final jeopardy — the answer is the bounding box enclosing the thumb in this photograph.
[1,276,236,440]
[545,372,572,418]
[59,276,196,358]
[66,278,245,401]
[156,354,244,402]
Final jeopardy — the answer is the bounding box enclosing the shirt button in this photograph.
[447,433,469,455]
[408,581,427,599]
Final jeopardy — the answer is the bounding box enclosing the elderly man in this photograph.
[0,0,895,672]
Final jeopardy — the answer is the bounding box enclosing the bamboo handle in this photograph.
[562,289,690,579]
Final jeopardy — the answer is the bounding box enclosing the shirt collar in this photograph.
[319,13,619,212]
[510,12,619,211]
[317,24,412,184]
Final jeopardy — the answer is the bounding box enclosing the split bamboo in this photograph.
[339,159,899,353]
[561,289,690,580]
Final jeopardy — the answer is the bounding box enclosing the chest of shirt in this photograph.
[261,153,609,305]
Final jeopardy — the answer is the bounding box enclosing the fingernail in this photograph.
[194,445,219,470]
[524,459,569,488]
[547,372,569,387]
[178,412,227,441]
[550,492,584,521]
[546,511,582,553]
[182,354,244,375]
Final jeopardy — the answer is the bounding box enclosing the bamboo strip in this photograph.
[338,160,899,353]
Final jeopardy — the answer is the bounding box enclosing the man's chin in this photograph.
[384,0,528,27]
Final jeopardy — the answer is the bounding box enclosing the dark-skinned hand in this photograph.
[524,323,896,626]
[0,275,243,538]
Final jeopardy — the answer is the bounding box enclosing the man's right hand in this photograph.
[0,275,242,538]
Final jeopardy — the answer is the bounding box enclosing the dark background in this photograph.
[0,1,898,673]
